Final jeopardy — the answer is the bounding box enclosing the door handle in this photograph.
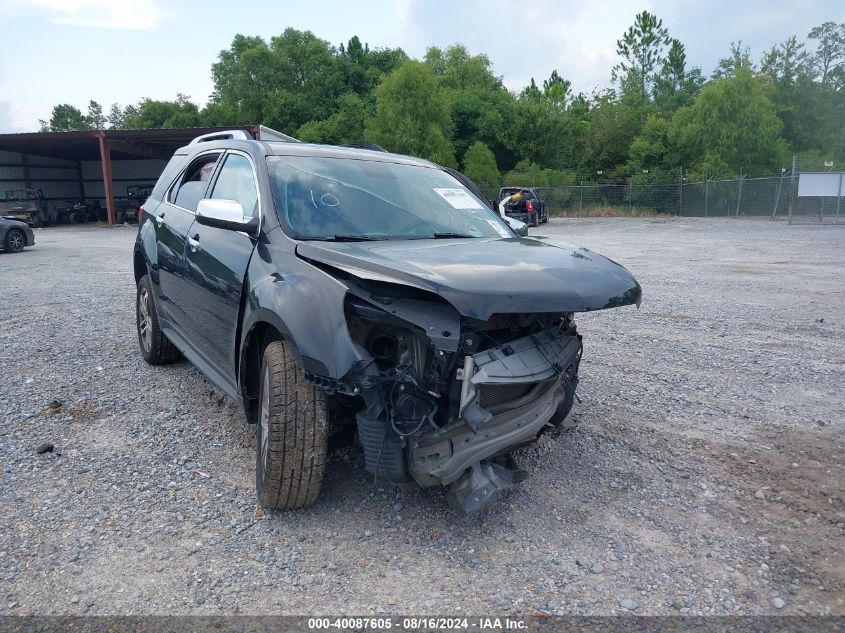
[187,235,200,253]
[155,212,165,227]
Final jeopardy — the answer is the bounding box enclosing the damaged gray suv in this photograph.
[134,130,641,513]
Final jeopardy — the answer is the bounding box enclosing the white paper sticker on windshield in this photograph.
[434,188,483,210]
[486,219,512,238]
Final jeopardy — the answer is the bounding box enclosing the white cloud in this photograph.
[6,0,163,30]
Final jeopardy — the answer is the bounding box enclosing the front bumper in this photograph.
[408,328,581,487]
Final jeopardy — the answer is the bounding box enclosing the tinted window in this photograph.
[172,154,219,212]
[267,156,514,241]
[210,154,258,218]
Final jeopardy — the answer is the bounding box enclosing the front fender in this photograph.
[240,236,367,380]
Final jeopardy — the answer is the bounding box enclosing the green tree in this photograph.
[462,141,500,189]
[39,104,91,131]
[808,22,845,84]
[671,69,789,177]
[123,95,202,129]
[424,45,518,168]
[626,114,676,176]
[107,103,128,129]
[296,92,368,145]
[366,60,456,166]
[86,101,106,129]
[543,70,571,111]
[613,10,671,126]
[652,39,704,117]
[585,90,640,177]
[712,41,755,79]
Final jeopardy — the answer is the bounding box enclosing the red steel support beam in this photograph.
[97,132,115,225]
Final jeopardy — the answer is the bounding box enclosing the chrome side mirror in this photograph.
[195,198,258,234]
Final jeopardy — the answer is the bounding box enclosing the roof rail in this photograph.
[189,129,253,145]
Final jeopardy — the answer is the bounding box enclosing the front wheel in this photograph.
[256,339,328,509]
[136,274,182,365]
[4,229,25,253]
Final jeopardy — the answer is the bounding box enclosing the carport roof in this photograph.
[0,126,259,161]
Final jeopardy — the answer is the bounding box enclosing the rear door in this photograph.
[180,151,260,381]
[154,152,221,329]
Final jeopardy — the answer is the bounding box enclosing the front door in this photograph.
[155,152,220,329]
[180,152,260,382]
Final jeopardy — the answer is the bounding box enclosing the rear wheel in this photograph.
[531,212,540,227]
[136,274,182,365]
[4,229,25,253]
[256,339,328,509]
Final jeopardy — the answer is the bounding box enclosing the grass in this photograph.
[551,206,675,218]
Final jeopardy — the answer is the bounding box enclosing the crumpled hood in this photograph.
[296,237,641,320]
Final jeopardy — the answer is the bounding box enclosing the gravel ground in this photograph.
[0,218,843,616]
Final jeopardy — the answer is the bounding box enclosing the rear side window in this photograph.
[210,154,258,218]
[170,153,220,212]
[149,155,185,201]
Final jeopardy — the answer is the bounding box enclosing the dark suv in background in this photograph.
[134,130,641,513]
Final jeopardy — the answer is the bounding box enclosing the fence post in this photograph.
[787,155,796,225]
[836,172,842,224]
[735,167,743,217]
[579,176,583,214]
[704,177,709,217]
[678,167,683,215]
[773,169,785,217]
[628,178,633,214]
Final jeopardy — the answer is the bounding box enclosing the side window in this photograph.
[170,153,220,212]
[210,154,258,218]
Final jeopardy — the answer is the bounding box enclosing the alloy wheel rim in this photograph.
[10,232,23,250]
[138,287,152,352]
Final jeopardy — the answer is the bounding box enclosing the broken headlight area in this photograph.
[331,284,582,513]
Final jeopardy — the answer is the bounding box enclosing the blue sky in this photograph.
[0,0,841,132]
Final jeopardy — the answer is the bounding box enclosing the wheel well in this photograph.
[133,250,147,283]
[242,322,283,423]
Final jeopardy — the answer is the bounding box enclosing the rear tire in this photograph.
[136,274,182,365]
[4,229,25,253]
[531,213,540,227]
[256,339,328,509]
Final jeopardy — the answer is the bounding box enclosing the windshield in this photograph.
[267,155,514,241]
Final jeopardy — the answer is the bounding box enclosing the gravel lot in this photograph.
[1,218,843,616]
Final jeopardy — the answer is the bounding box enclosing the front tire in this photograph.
[136,274,182,365]
[4,229,25,253]
[256,339,328,509]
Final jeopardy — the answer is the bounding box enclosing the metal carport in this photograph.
[0,126,259,225]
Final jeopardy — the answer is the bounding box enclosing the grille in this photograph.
[477,383,535,409]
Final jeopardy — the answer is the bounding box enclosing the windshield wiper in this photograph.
[431,232,478,239]
[301,234,388,242]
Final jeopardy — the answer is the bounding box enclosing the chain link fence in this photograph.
[479,159,843,223]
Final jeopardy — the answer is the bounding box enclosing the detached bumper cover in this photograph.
[409,328,581,486]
